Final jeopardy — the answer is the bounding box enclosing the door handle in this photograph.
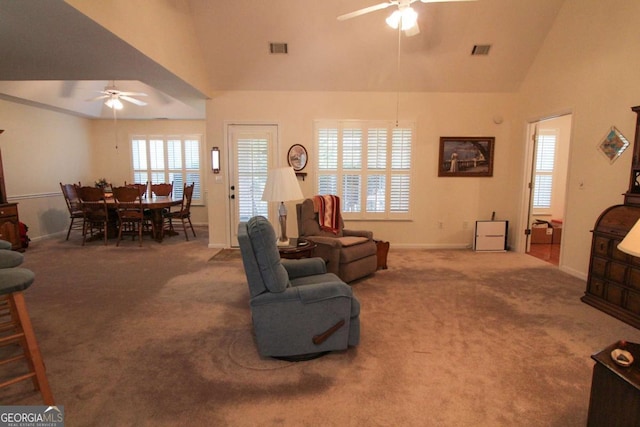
[230,185,235,190]
[230,194,235,199]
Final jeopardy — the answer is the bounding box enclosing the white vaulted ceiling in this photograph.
[0,0,566,119]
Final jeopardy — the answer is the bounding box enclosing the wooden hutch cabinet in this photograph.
[0,130,22,251]
[582,106,640,328]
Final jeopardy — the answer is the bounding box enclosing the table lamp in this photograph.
[618,219,640,257]
[262,166,303,246]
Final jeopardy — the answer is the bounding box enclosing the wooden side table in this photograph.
[587,341,640,426]
[278,238,317,259]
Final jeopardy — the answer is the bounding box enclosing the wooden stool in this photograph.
[0,268,54,404]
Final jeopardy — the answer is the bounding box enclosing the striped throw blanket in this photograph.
[313,195,340,234]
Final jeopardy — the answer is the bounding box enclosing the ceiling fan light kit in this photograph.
[87,82,148,110]
[105,96,123,110]
[385,7,418,30]
[338,0,477,36]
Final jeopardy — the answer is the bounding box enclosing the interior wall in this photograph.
[89,119,208,224]
[206,90,519,248]
[0,98,92,239]
[66,0,210,97]
[515,0,640,278]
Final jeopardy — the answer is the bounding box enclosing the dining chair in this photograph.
[76,186,109,246]
[112,186,150,247]
[125,181,148,199]
[59,182,83,240]
[163,182,196,241]
[151,182,173,197]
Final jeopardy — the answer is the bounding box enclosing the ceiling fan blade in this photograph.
[118,91,148,97]
[86,95,109,102]
[420,0,477,3]
[120,95,148,106]
[337,2,395,21]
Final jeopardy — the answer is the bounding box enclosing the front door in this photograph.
[227,124,278,246]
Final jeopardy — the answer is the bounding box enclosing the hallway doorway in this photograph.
[524,114,572,266]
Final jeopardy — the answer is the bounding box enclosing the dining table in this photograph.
[105,195,183,242]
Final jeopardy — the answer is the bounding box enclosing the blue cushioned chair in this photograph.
[238,216,360,359]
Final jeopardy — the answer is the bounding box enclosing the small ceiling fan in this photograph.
[338,0,477,36]
[87,82,148,110]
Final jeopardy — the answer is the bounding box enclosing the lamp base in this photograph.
[276,239,290,247]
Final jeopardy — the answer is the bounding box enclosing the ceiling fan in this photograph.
[87,82,148,110]
[338,0,477,36]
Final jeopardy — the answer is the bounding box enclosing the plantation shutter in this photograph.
[131,135,203,204]
[318,128,339,195]
[390,128,412,213]
[533,132,556,210]
[236,137,268,222]
[366,128,387,213]
[315,120,413,219]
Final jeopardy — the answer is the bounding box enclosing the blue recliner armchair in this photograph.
[238,216,360,359]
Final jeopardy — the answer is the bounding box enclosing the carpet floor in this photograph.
[1,227,639,426]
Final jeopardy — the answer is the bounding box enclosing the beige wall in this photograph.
[0,99,92,239]
[89,119,208,225]
[515,0,640,278]
[207,91,519,248]
[66,0,210,96]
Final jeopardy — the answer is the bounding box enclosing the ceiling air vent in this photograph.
[471,44,491,56]
[269,42,288,54]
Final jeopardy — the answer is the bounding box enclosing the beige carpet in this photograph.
[2,227,640,426]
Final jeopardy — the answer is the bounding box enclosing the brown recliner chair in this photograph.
[296,198,378,283]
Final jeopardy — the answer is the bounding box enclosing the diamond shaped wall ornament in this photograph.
[598,126,630,164]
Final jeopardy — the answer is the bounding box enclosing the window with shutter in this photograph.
[315,120,413,219]
[130,135,203,204]
[532,130,557,213]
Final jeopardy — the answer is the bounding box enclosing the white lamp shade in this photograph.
[261,167,303,202]
[618,218,640,257]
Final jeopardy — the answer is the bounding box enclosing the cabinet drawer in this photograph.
[606,283,624,306]
[629,268,640,290]
[588,278,605,298]
[626,290,640,315]
[0,204,17,217]
[591,257,608,278]
[612,240,629,262]
[608,261,628,285]
[593,236,610,257]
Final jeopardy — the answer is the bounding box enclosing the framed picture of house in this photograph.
[438,137,495,177]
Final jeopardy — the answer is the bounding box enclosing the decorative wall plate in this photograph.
[598,126,630,164]
[287,144,308,171]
